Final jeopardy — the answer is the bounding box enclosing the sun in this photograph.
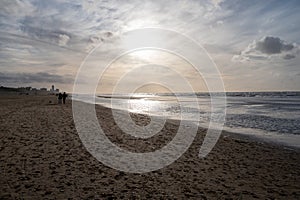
[129,49,159,61]
[121,28,165,55]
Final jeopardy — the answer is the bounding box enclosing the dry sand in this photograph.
[0,95,299,199]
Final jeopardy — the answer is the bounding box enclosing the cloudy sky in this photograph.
[1,0,300,93]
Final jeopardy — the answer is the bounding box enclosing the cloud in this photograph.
[1,0,300,92]
[86,31,114,52]
[0,72,73,84]
[256,36,294,54]
[232,36,299,62]
[58,34,70,46]
[20,25,72,47]
[0,0,35,17]
[211,0,225,8]
[283,54,295,60]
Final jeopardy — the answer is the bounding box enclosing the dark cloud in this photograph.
[283,54,296,60]
[0,72,73,84]
[20,25,71,47]
[256,36,294,55]
[86,31,114,52]
[233,36,299,62]
[103,32,113,38]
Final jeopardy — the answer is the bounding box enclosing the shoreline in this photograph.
[73,95,300,150]
[1,95,299,198]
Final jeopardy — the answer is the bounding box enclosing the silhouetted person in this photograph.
[62,92,68,104]
[58,93,63,104]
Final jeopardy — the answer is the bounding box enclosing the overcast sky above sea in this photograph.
[1,0,300,93]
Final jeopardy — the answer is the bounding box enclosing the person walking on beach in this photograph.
[58,93,63,104]
[62,92,68,104]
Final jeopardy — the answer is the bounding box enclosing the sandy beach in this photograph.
[0,95,299,199]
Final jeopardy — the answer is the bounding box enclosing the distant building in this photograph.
[40,88,47,91]
[55,89,59,92]
[25,87,32,91]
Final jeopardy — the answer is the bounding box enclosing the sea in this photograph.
[72,91,300,148]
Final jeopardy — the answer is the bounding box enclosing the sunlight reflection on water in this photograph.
[72,93,300,146]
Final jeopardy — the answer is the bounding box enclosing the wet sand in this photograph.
[0,95,299,199]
